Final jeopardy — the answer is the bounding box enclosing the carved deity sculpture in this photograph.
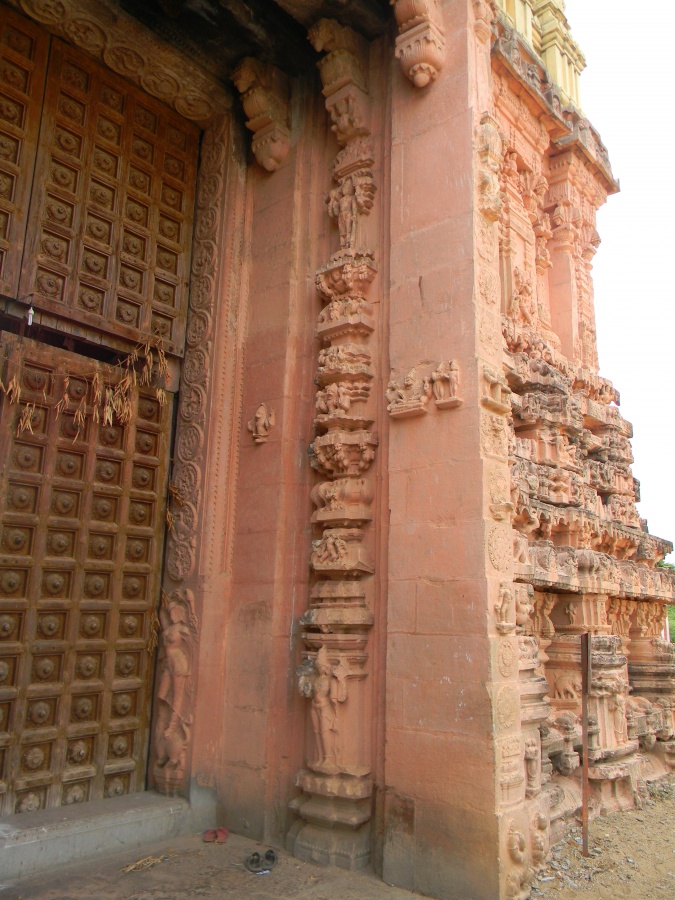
[327,173,376,250]
[431,359,461,407]
[248,402,275,443]
[524,738,540,797]
[386,367,432,417]
[610,692,628,745]
[509,267,534,325]
[153,589,198,786]
[297,646,349,773]
[495,582,515,633]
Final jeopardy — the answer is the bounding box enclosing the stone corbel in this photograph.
[472,0,495,43]
[391,0,446,88]
[308,19,370,144]
[231,58,290,171]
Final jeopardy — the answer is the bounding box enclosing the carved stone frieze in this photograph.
[8,0,229,124]
[387,360,462,418]
[164,117,228,586]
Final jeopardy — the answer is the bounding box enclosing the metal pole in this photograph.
[581,632,591,858]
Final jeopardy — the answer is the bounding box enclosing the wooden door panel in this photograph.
[18,39,199,357]
[0,334,173,813]
[0,8,49,297]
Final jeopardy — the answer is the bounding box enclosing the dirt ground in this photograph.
[534,777,675,899]
[2,778,674,900]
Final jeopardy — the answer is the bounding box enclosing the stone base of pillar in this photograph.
[588,757,642,815]
[287,818,371,870]
[288,770,372,869]
[653,740,675,772]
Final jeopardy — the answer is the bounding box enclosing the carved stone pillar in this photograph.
[287,19,378,870]
[628,601,675,769]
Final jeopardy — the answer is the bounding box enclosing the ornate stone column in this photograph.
[287,19,378,870]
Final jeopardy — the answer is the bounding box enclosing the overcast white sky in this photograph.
[563,1,675,558]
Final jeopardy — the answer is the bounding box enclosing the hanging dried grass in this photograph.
[16,401,36,436]
[147,608,160,655]
[3,336,171,440]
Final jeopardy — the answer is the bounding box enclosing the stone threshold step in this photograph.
[0,791,191,885]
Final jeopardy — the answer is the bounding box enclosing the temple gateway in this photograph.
[0,1,673,898]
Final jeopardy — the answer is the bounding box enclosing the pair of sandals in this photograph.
[244,849,278,873]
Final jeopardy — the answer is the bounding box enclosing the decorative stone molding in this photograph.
[391,0,445,88]
[7,0,230,125]
[150,114,232,793]
[231,58,290,172]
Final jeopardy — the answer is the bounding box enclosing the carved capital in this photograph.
[308,18,367,95]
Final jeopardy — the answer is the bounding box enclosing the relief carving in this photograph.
[476,113,503,221]
[11,0,229,124]
[297,646,349,774]
[431,359,462,408]
[495,582,516,634]
[152,588,198,792]
[292,20,377,867]
[164,116,227,585]
[386,367,431,418]
[248,402,275,443]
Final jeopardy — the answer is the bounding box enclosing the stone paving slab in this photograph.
[0,831,425,900]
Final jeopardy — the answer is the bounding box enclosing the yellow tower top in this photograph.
[494,0,586,108]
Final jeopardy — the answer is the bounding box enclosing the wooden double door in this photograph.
[0,6,199,813]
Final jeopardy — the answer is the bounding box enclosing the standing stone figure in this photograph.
[153,590,198,784]
[297,646,349,773]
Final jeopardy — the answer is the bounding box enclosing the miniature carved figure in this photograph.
[524,738,540,797]
[386,367,432,417]
[553,671,582,702]
[297,646,349,774]
[248,403,275,443]
[610,693,628,745]
[509,267,534,325]
[431,359,462,408]
[495,582,516,634]
[514,586,534,633]
[327,173,375,250]
[316,382,351,415]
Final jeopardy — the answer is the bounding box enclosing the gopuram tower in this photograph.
[0,2,673,899]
